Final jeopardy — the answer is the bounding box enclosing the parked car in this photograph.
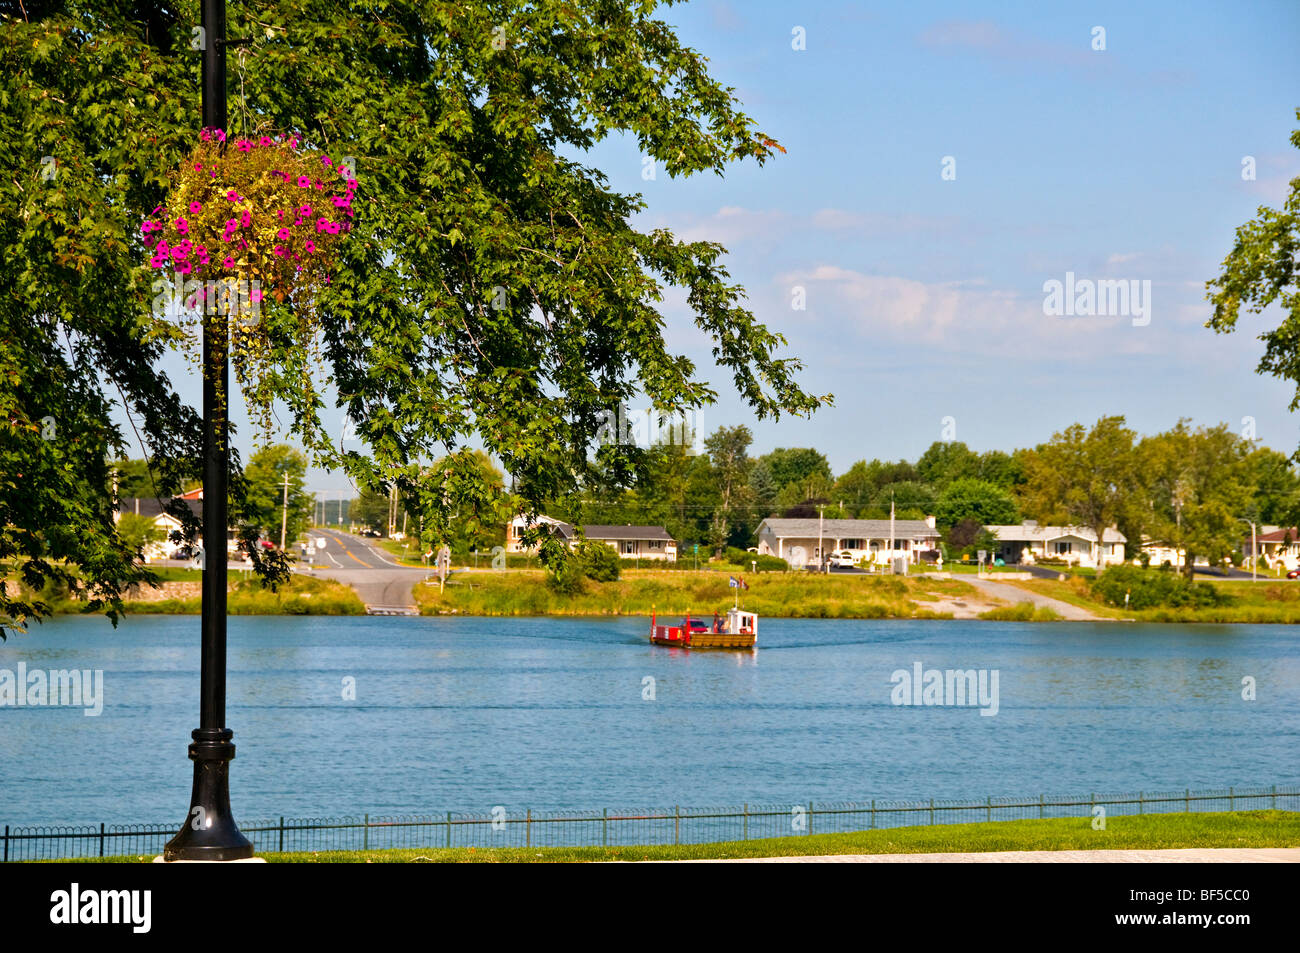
[1287,568,1300,580]
[827,551,857,568]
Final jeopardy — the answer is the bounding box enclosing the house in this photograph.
[1243,527,1300,571]
[114,496,213,561]
[755,517,941,569]
[582,525,677,562]
[1135,537,1210,570]
[986,520,1126,568]
[504,514,574,553]
[505,515,677,561]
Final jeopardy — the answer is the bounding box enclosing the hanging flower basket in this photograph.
[142,128,357,310]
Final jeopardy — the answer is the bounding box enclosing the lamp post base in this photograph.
[162,728,255,862]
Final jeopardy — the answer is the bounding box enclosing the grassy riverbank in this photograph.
[49,572,364,616]
[413,569,982,619]
[61,810,1300,863]
[1003,576,1300,623]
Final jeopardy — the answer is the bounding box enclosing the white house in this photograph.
[755,517,941,569]
[505,515,677,561]
[114,496,232,561]
[986,520,1126,568]
[1242,527,1300,571]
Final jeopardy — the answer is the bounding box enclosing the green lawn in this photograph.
[58,810,1300,863]
[1004,575,1300,623]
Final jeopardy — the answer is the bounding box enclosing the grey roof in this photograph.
[987,523,1126,543]
[117,497,202,519]
[581,525,675,542]
[758,518,939,539]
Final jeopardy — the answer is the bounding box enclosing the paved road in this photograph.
[305,528,431,610]
[685,848,1299,863]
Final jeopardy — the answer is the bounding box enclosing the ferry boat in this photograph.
[649,606,758,650]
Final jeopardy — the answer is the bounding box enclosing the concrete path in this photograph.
[687,847,1299,863]
[963,576,1105,621]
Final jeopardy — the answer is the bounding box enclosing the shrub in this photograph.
[723,546,788,572]
[1090,565,1233,610]
[577,539,621,582]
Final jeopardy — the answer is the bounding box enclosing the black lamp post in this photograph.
[163,0,254,862]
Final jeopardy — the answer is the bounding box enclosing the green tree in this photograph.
[916,441,979,490]
[1020,417,1138,567]
[1,2,824,637]
[704,425,754,555]
[115,512,165,555]
[760,448,833,499]
[869,481,936,519]
[934,478,1018,528]
[1241,446,1300,525]
[1137,422,1252,579]
[1207,110,1300,435]
[243,444,313,548]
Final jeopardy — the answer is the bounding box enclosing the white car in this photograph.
[826,551,857,568]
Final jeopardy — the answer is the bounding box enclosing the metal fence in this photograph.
[5,784,1296,862]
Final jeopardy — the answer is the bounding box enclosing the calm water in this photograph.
[1,615,1297,826]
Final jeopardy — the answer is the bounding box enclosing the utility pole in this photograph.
[279,472,290,551]
[889,493,896,575]
[818,504,824,573]
[163,0,253,861]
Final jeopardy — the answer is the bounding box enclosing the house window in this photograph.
[648,539,662,550]
[1054,542,1072,554]
[622,541,636,555]
[842,538,863,549]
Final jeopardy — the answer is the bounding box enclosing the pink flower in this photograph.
[297,176,311,188]
[236,139,253,152]
[250,289,264,303]
[277,228,290,240]
[157,240,171,255]
[199,130,211,142]
[215,129,226,142]
[326,222,341,235]
[317,217,330,232]
[259,137,273,147]
[144,236,158,249]
[277,210,285,219]
[189,201,202,214]
[177,261,192,275]
[149,254,166,268]
[332,196,350,208]
[304,240,316,253]
[273,245,286,256]
[298,205,312,216]
[240,211,252,228]
[175,219,189,233]
[222,256,236,268]
[195,163,203,172]
[226,190,241,201]
[321,156,332,166]
[141,221,154,234]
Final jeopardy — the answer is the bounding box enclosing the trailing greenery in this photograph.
[723,546,788,572]
[44,572,363,617]
[59,811,1300,863]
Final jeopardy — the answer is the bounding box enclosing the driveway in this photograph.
[962,576,1105,621]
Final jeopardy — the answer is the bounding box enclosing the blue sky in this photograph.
[137,1,1300,490]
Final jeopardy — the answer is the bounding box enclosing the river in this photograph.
[1,615,1296,826]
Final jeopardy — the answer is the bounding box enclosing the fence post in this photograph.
[99,822,105,858]
[278,816,284,853]
[1185,788,1190,813]
[1139,792,1144,815]
[808,802,814,837]
[1229,787,1234,812]
[526,809,532,849]
[929,798,934,826]
[446,812,451,849]
[871,799,876,829]
[986,796,991,822]
[674,805,680,845]
[363,813,369,851]
[743,803,749,841]
[1273,784,1277,810]
[1039,793,1044,819]
[602,808,608,847]
[3,825,7,863]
